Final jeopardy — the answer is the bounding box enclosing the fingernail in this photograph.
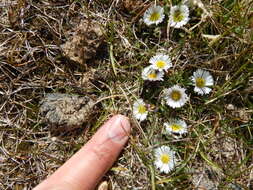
[108,115,130,143]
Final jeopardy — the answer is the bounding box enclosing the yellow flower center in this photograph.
[148,73,157,79]
[170,90,181,101]
[171,124,182,131]
[161,154,170,164]
[173,10,184,22]
[196,77,206,88]
[156,60,166,69]
[138,105,146,114]
[149,12,160,21]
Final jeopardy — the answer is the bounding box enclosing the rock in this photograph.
[61,19,104,65]
[192,166,219,190]
[228,183,243,190]
[97,181,108,190]
[39,93,96,131]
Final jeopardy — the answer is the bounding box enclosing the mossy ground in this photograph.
[0,0,252,189]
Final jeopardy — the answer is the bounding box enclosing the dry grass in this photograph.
[0,0,253,189]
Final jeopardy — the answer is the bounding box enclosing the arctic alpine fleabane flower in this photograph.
[154,145,177,173]
[169,5,190,28]
[164,85,189,108]
[191,69,214,95]
[164,119,188,135]
[142,65,164,81]
[149,54,172,71]
[133,99,148,121]
[143,5,165,26]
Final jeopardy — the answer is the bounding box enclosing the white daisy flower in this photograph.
[191,69,214,95]
[143,5,165,26]
[169,5,190,28]
[164,119,187,135]
[154,145,177,173]
[142,65,164,81]
[164,85,189,108]
[133,99,148,121]
[149,54,172,71]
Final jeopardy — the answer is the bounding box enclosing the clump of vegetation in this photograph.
[0,0,252,189]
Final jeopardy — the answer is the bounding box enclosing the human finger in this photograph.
[34,114,131,190]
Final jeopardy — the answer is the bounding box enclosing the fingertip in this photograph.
[107,114,131,144]
[34,114,131,190]
[113,114,131,133]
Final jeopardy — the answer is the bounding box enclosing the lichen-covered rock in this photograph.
[40,93,96,131]
[61,20,104,65]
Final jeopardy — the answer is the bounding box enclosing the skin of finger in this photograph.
[34,115,130,190]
